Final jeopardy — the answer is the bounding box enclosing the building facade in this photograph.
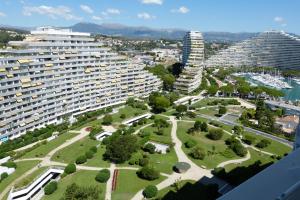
[174,31,204,94]
[0,27,161,140]
[205,31,300,69]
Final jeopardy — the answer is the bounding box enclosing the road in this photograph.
[197,113,293,147]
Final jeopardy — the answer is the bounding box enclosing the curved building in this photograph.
[205,31,300,69]
[174,31,204,94]
[0,27,161,140]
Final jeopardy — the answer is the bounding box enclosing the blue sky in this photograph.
[0,0,299,33]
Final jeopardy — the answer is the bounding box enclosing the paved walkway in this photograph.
[217,150,251,168]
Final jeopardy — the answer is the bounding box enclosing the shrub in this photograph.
[95,169,110,183]
[232,143,247,157]
[186,111,196,118]
[1,172,8,181]
[139,158,149,167]
[143,143,156,154]
[242,135,256,145]
[256,139,271,149]
[90,146,97,153]
[120,113,126,119]
[137,166,160,180]
[185,139,197,148]
[200,122,208,132]
[219,106,227,115]
[85,151,94,159]
[76,155,87,164]
[207,128,224,140]
[190,146,206,160]
[102,114,113,125]
[64,163,76,174]
[143,185,158,198]
[1,161,17,169]
[44,181,57,195]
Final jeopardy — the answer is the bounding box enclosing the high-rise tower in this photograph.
[174,31,204,94]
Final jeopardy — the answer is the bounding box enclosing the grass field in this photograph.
[21,132,79,159]
[43,170,106,200]
[177,122,240,169]
[111,106,148,124]
[51,137,110,167]
[224,148,275,172]
[0,160,40,194]
[111,169,166,200]
[142,124,173,145]
[196,107,219,117]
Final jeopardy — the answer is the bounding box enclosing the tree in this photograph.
[95,169,110,183]
[76,155,87,164]
[143,185,158,199]
[153,96,170,112]
[168,62,183,77]
[220,84,234,97]
[102,114,113,125]
[207,86,218,96]
[176,105,187,116]
[137,166,160,180]
[64,183,100,200]
[193,120,202,131]
[256,139,271,149]
[185,139,197,148]
[85,150,94,159]
[139,158,149,167]
[200,122,208,132]
[44,181,57,195]
[0,172,8,181]
[242,135,256,145]
[219,106,227,115]
[237,84,250,97]
[64,163,76,174]
[233,125,244,135]
[190,146,206,160]
[143,143,156,154]
[207,128,224,140]
[104,135,139,163]
[154,118,169,131]
[162,74,175,91]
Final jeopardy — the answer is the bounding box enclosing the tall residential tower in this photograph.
[0,27,161,141]
[174,31,204,94]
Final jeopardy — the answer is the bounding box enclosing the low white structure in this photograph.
[95,131,113,141]
[8,167,64,200]
[122,113,152,126]
[0,166,15,175]
[147,141,169,154]
[0,156,11,164]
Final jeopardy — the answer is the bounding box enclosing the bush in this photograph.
[1,161,17,169]
[242,135,256,145]
[90,146,97,153]
[200,122,208,132]
[139,158,149,167]
[143,143,156,154]
[137,166,160,180]
[85,151,94,159]
[219,106,227,115]
[186,111,196,118]
[102,114,113,125]
[185,139,197,148]
[76,155,87,164]
[44,181,57,195]
[225,137,247,157]
[120,113,126,119]
[190,146,206,160]
[143,185,158,198]
[64,163,76,174]
[207,128,224,140]
[256,139,271,149]
[1,172,8,181]
[95,169,110,183]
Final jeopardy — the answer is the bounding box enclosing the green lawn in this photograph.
[157,180,220,200]
[112,106,148,124]
[51,137,110,167]
[111,169,166,200]
[0,160,40,194]
[21,132,79,159]
[243,132,292,156]
[14,167,47,189]
[142,124,173,145]
[224,148,275,172]
[196,107,219,117]
[177,122,240,169]
[43,170,106,200]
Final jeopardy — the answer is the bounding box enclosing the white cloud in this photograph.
[137,12,156,20]
[23,5,82,20]
[106,8,120,15]
[141,0,163,5]
[274,16,284,23]
[92,16,102,21]
[0,12,6,17]
[274,16,287,27]
[80,5,93,14]
[171,6,190,14]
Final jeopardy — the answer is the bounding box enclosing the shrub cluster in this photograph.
[44,181,58,195]
[95,169,110,183]
[225,137,247,157]
[189,146,206,160]
[143,185,158,198]
[64,163,76,175]
[207,128,224,140]
[137,166,160,180]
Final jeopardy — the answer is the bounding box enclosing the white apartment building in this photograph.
[174,31,204,94]
[0,27,161,141]
[205,31,300,69]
